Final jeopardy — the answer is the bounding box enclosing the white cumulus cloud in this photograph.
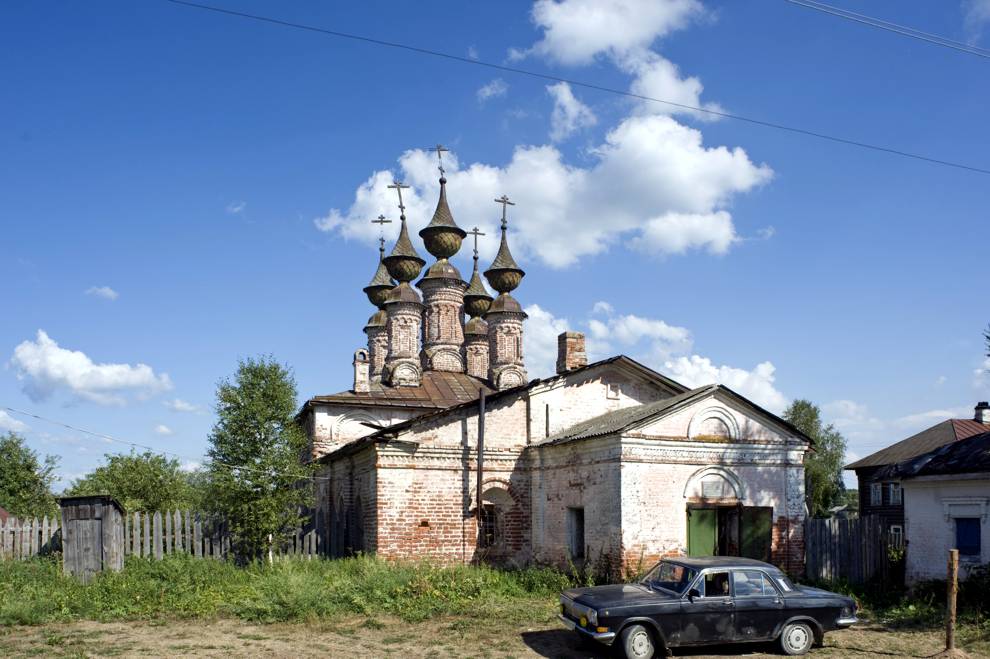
[477,78,509,103]
[154,424,174,436]
[523,304,572,378]
[0,411,28,433]
[9,330,173,406]
[547,82,597,141]
[964,0,990,41]
[665,355,787,413]
[164,398,200,413]
[85,286,119,301]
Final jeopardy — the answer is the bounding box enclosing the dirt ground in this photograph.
[1,617,986,658]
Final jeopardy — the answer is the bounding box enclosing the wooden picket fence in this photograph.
[1,511,321,561]
[805,514,902,586]
[0,516,61,560]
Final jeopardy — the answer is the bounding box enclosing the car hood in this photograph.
[564,583,674,608]
[795,585,852,602]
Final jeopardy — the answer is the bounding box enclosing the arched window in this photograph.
[479,486,514,549]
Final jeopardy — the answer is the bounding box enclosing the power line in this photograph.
[159,0,990,176]
[783,0,990,59]
[3,406,330,482]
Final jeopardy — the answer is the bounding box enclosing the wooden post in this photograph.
[153,512,163,560]
[947,548,958,650]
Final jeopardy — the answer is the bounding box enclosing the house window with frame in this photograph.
[889,483,902,505]
[889,525,903,549]
[956,518,981,557]
[870,483,882,506]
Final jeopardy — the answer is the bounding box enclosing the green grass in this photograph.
[0,554,572,626]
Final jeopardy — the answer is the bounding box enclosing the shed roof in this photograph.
[845,418,988,470]
[896,431,990,479]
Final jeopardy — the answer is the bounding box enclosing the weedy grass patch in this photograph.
[0,554,572,626]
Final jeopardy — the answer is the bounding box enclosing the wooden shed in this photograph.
[59,495,125,582]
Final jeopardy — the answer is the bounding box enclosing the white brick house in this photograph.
[299,171,811,575]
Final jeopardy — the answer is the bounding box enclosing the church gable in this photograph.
[630,388,805,446]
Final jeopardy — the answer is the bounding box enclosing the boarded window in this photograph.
[956,518,981,556]
[567,507,585,560]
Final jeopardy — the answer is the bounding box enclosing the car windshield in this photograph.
[641,561,698,595]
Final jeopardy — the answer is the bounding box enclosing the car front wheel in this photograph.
[620,624,656,659]
[779,621,814,656]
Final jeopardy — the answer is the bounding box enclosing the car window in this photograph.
[642,561,698,595]
[732,570,777,597]
[701,571,730,598]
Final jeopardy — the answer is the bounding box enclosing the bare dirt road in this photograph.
[1,617,986,658]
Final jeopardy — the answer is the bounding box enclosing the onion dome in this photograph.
[463,258,493,318]
[383,215,426,283]
[363,242,396,309]
[484,218,525,294]
[419,177,467,260]
[384,281,422,305]
[419,258,464,284]
[464,315,488,336]
[363,309,387,329]
[487,291,524,314]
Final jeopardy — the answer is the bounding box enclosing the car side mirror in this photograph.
[688,588,700,602]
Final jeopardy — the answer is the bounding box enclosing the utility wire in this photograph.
[3,406,330,482]
[783,0,990,59]
[160,0,990,176]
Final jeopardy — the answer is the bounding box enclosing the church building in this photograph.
[300,158,811,575]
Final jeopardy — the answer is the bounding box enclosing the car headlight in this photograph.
[587,608,598,626]
[840,606,851,618]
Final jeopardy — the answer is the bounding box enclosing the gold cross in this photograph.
[494,195,515,229]
[387,181,410,218]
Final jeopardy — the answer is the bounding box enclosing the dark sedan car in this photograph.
[558,557,856,658]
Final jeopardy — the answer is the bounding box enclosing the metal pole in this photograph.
[947,548,958,650]
[476,389,486,531]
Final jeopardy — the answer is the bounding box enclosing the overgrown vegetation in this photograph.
[0,432,59,518]
[782,399,848,517]
[65,450,204,512]
[0,554,572,626]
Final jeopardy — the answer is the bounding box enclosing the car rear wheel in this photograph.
[779,621,814,656]
[620,624,656,659]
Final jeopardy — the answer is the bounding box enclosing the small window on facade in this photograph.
[870,483,882,506]
[479,504,497,548]
[889,525,903,549]
[956,518,981,556]
[889,483,902,505]
[567,507,585,560]
[606,383,621,400]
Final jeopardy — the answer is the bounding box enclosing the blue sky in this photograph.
[3,0,989,490]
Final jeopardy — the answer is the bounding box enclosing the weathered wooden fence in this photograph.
[805,514,901,585]
[0,516,61,560]
[1,511,320,561]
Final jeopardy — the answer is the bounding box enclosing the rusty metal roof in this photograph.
[845,418,989,470]
[306,370,493,411]
[910,431,990,477]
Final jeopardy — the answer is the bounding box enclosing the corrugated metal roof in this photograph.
[912,431,990,477]
[845,418,990,470]
[308,371,492,410]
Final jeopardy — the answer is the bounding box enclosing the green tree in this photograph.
[0,432,59,518]
[66,450,200,512]
[206,356,314,561]
[783,399,848,518]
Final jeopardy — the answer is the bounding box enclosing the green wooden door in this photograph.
[687,508,716,556]
[740,506,773,562]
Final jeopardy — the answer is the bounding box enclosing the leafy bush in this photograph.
[0,554,574,626]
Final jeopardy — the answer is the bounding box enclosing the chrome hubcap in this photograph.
[631,630,652,657]
[787,626,809,650]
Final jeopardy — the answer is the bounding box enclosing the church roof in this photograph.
[305,370,492,411]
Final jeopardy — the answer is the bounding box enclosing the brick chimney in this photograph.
[976,401,990,425]
[353,349,370,393]
[556,331,587,374]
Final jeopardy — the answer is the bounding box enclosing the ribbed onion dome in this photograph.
[463,258,493,318]
[363,245,396,309]
[364,309,387,329]
[419,177,467,260]
[383,216,426,283]
[484,221,525,294]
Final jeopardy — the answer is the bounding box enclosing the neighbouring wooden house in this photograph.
[886,430,990,584]
[844,402,990,550]
[298,170,813,575]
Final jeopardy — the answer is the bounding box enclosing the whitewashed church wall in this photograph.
[388,396,530,452]
[310,404,421,457]
[528,366,672,442]
[633,393,794,444]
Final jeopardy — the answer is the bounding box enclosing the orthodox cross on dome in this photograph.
[387,180,410,219]
[372,214,392,253]
[494,195,515,229]
[432,144,449,178]
[467,227,485,260]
